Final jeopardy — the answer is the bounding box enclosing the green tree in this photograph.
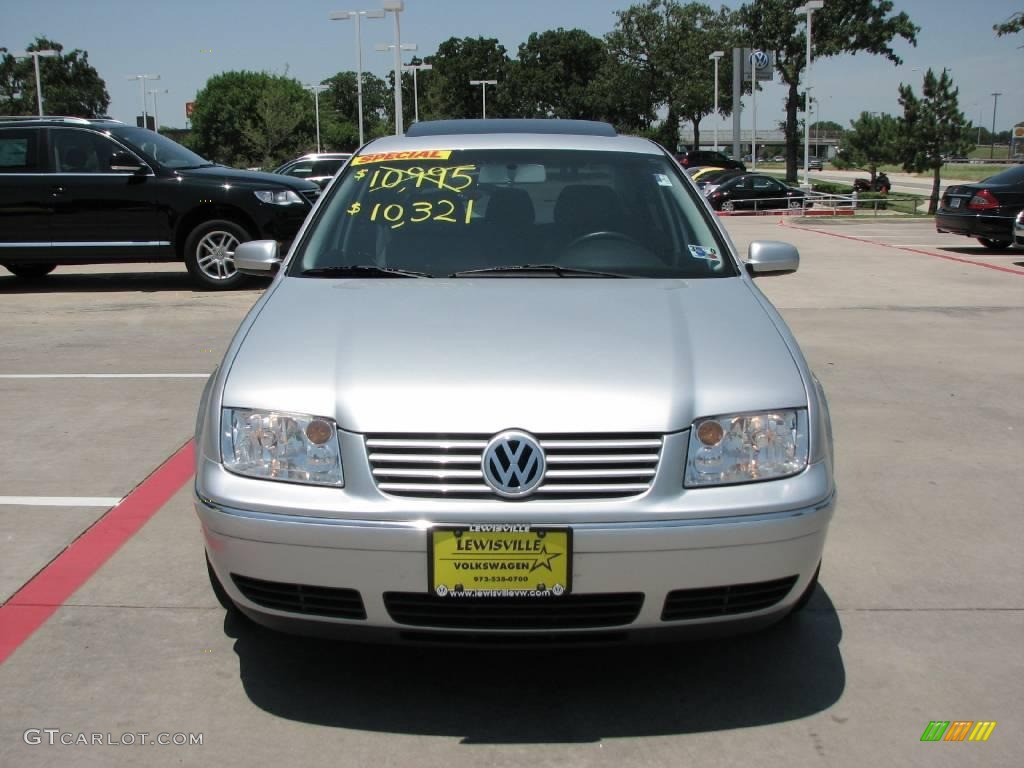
[190,71,313,168]
[0,37,109,117]
[241,77,312,168]
[605,1,680,148]
[664,4,739,149]
[738,0,918,182]
[809,119,844,136]
[835,111,899,181]
[993,10,1023,38]
[504,28,607,119]
[321,70,390,146]
[897,69,973,214]
[606,2,741,151]
[420,37,510,120]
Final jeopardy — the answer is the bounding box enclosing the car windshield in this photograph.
[290,148,736,278]
[109,126,212,170]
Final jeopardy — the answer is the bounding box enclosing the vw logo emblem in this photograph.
[482,430,546,498]
[751,50,770,70]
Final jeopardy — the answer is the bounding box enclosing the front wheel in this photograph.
[788,198,804,209]
[976,237,1011,250]
[3,263,57,279]
[184,219,253,290]
[720,200,735,212]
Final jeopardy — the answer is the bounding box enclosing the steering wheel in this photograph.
[564,231,640,250]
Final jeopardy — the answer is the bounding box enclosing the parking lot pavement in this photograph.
[1,234,1022,767]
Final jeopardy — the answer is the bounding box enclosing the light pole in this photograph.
[708,51,724,152]
[329,9,385,147]
[469,80,497,119]
[796,0,824,187]
[376,42,417,130]
[305,84,328,153]
[990,92,1001,160]
[403,62,432,123]
[147,88,168,134]
[382,0,406,135]
[127,74,160,129]
[13,49,58,116]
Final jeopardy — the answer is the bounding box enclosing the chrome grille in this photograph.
[366,433,662,500]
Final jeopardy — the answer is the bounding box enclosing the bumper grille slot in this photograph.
[661,576,799,621]
[367,433,662,500]
[232,574,366,620]
[384,592,644,629]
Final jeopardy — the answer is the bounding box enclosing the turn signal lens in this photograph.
[305,419,333,445]
[696,420,725,446]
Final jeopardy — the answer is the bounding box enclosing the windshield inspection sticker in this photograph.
[654,173,673,187]
[688,245,721,263]
[351,149,453,166]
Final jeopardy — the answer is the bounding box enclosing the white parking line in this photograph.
[0,374,209,379]
[0,496,121,507]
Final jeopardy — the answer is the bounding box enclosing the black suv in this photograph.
[674,149,746,172]
[0,117,320,288]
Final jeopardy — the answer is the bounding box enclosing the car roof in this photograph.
[362,123,661,155]
[0,116,122,127]
[405,119,616,138]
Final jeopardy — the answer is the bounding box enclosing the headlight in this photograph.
[254,189,304,205]
[221,409,343,486]
[685,410,808,487]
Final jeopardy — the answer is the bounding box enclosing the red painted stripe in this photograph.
[0,440,195,665]
[784,220,1024,276]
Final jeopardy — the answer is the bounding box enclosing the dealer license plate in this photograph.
[950,197,961,208]
[429,525,572,597]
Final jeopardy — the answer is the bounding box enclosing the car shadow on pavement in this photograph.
[0,272,270,294]
[938,246,1020,256]
[227,588,845,743]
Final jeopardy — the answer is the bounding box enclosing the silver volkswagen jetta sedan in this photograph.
[194,119,836,641]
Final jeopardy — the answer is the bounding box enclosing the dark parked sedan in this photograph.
[675,149,746,172]
[696,168,744,194]
[935,165,1024,249]
[706,174,810,212]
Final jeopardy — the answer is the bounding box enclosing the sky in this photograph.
[3,0,1022,136]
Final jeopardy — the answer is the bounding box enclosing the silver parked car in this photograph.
[195,119,836,641]
[273,152,352,189]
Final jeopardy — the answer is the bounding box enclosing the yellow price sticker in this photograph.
[351,149,453,166]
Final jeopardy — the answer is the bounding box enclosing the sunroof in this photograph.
[405,119,617,138]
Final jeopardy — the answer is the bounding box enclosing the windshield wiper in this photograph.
[450,264,632,278]
[300,265,432,278]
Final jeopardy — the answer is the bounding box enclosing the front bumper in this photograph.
[197,479,835,641]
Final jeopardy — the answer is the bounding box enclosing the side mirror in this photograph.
[234,240,281,275]
[109,151,147,173]
[746,241,800,276]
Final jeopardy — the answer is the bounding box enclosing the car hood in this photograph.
[175,164,319,191]
[223,277,807,434]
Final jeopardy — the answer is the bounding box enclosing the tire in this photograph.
[3,263,57,279]
[720,200,735,212]
[976,237,1012,250]
[788,561,821,616]
[183,219,253,290]
[788,198,803,209]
